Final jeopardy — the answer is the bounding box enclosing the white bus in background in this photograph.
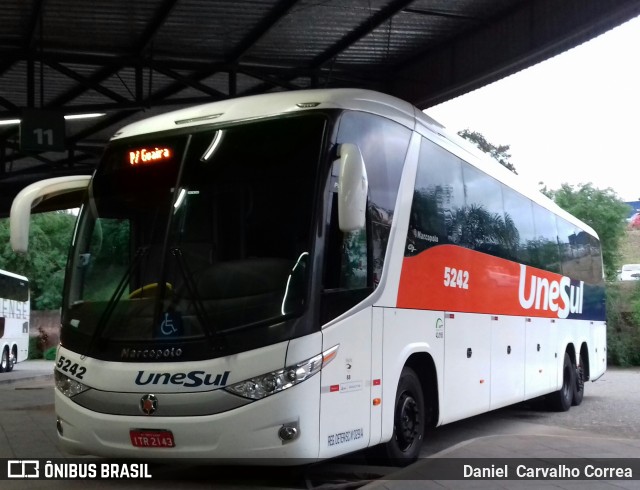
[0,269,29,372]
[10,89,606,464]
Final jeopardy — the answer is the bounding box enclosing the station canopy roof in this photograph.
[1,0,639,212]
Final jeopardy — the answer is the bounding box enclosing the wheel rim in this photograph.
[0,350,7,369]
[395,391,420,452]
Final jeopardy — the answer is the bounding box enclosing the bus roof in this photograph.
[111,88,598,241]
[111,88,421,140]
[0,269,28,282]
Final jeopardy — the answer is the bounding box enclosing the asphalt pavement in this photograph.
[1,361,639,488]
[0,359,55,385]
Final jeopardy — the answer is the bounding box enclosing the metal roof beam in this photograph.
[310,0,416,68]
[0,95,18,111]
[135,0,181,54]
[46,62,126,108]
[44,59,131,105]
[238,67,303,91]
[24,0,47,49]
[45,0,179,111]
[149,63,226,98]
[228,0,300,61]
[390,0,640,108]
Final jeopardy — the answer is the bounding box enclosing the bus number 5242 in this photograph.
[444,267,469,290]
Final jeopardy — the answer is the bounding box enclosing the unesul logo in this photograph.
[518,264,584,319]
[135,370,230,388]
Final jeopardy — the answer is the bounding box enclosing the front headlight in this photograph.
[55,370,89,398]
[224,344,339,400]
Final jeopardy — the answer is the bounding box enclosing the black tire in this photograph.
[0,348,8,373]
[6,348,15,372]
[547,352,574,411]
[572,354,585,406]
[383,367,425,465]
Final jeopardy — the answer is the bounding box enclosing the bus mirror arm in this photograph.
[10,175,91,253]
[337,143,368,232]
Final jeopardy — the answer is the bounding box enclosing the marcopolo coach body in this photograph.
[11,88,606,463]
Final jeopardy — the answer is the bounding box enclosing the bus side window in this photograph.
[321,192,372,325]
[324,193,368,291]
[321,112,410,324]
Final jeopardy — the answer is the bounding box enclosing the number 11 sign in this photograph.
[19,109,65,152]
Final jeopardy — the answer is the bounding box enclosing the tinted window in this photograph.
[531,203,560,273]
[0,274,29,302]
[502,187,535,265]
[406,137,602,282]
[407,138,464,255]
[459,163,511,258]
[335,111,411,284]
[322,112,411,323]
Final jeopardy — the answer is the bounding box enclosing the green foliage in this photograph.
[546,183,631,280]
[0,211,76,310]
[28,336,42,359]
[44,346,58,361]
[458,129,517,174]
[606,283,640,366]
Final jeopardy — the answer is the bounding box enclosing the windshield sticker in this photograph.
[156,311,184,338]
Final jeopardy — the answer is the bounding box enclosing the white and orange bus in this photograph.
[11,89,605,463]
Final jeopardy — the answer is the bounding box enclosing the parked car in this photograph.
[617,263,640,281]
[628,212,640,229]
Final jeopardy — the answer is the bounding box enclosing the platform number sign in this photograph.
[20,110,65,152]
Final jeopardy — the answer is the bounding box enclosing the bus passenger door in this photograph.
[319,308,372,459]
[442,312,491,424]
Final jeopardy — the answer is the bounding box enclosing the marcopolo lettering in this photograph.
[518,264,584,319]
[135,370,231,388]
[121,347,183,360]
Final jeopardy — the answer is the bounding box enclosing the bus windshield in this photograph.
[62,115,326,360]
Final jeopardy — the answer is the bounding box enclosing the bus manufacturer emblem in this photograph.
[140,394,158,415]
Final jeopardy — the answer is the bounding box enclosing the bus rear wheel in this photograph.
[0,348,9,373]
[572,354,584,406]
[384,367,425,465]
[547,352,574,411]
[7,347,15,372]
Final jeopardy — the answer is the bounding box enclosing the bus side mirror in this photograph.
[10,175,91,253]
[337,143,368,232]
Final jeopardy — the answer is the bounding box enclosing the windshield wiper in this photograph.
[82,246,148,359]
[170,248,225,352]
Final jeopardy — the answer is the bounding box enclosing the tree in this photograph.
[0,211,76,310]
[545,183,630,280]
[458,129,517,174]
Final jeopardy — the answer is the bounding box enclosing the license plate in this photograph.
[130,429,175,448]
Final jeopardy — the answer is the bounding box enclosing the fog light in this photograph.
[56,417,63,436]
[278,423,299,442]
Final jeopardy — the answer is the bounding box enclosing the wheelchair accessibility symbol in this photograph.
[157,311,183,337]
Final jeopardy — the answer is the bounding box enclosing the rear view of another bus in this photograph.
[0,270,30,372]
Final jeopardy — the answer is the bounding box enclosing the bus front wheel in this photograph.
[385,367,425,465]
